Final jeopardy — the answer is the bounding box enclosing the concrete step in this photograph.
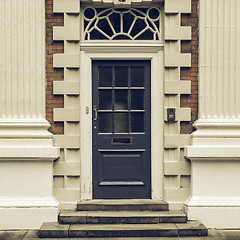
[39,221,208,238]
[77,199,169,211]
[59,210,187,224]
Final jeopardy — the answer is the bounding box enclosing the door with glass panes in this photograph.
[92,60,151,199]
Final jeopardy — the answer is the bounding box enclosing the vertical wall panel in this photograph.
[0,0,45,119]
[199,0,240,119]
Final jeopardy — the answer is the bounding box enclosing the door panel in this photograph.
[92,60,151,199]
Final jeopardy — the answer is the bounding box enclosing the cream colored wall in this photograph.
[52,0,192,210]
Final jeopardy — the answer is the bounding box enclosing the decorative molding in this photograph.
[80,42,163,53]
[191,119,240,144]
[0,119,53,140]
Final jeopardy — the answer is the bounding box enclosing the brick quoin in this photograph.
[45,0,64,134]
[180,0,199,134]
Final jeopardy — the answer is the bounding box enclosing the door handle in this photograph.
[93,105,97,121]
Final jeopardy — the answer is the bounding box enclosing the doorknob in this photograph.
[93,105,98,121]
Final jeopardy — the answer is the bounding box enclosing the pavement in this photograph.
[1,229,240,240]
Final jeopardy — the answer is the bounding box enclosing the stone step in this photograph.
[59,210,187,224]
[77,199,169,211]
[39,221,208,238]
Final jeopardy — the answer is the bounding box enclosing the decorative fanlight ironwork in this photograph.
[83,7,161,41]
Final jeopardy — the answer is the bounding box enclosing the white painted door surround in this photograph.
[79,43,164,201]
[185,0,240,229]
[0,0,59,229]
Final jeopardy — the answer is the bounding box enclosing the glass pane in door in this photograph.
[115,67,128,87]
[99,113,113,133]
[131,113,144,132]
[99,67,112,87]
[115,113,129,133]
[115,90,128,110]
[131,66,144,87]
[131,90,144,110]
[99,90,112,110]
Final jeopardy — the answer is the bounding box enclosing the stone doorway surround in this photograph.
[51,0,192,210]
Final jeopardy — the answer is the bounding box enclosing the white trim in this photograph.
[186,197,240,207]
[0,197,58,208]
[80,42,164,53]
[0,147,59,161]
[185,146,240,161]
[79,44,164,200]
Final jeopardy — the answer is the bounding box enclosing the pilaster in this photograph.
[0,0,59,229]
[185,0,240,228]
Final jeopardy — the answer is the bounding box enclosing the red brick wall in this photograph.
[45,0,64,134]
[180,0,199,134]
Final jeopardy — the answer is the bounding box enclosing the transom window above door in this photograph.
[83,7,161,41]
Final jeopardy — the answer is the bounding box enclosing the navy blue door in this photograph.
[92,60,151,199]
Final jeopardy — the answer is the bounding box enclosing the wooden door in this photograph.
[92,60,151,199]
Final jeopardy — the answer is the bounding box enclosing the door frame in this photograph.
[79,42,164,201]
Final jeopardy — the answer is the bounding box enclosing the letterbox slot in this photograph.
[111,137,132,145]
